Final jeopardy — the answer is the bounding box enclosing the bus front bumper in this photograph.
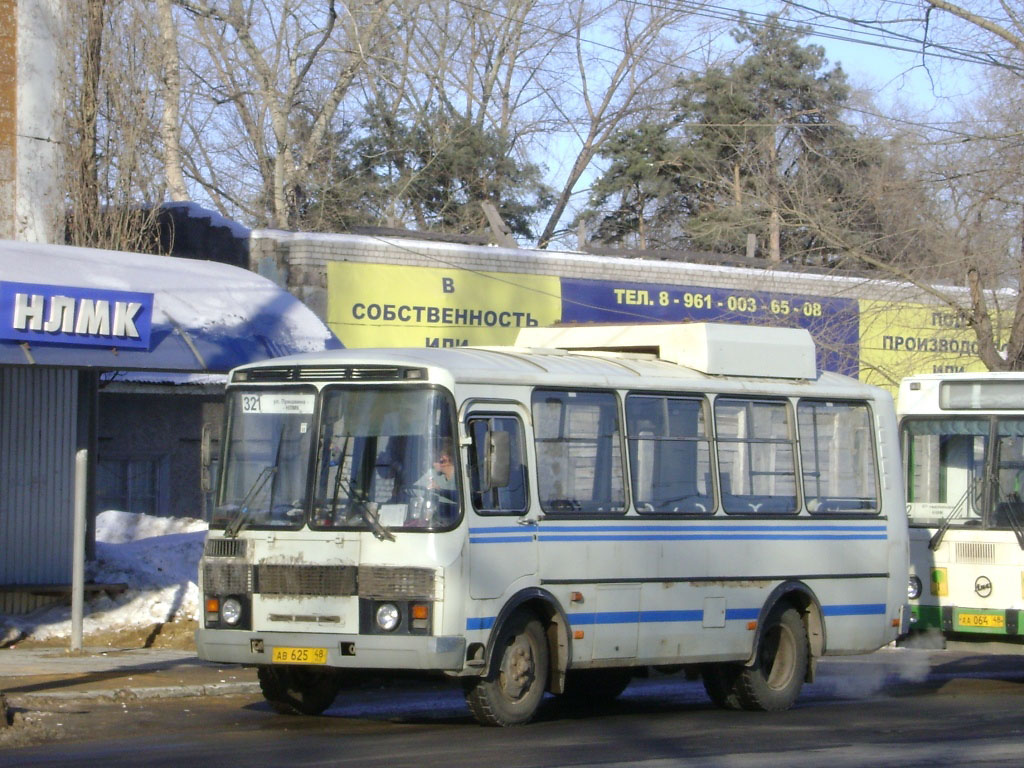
[196,628,467,671]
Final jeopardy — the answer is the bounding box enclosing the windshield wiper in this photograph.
[358,498,395,542]
[327,463,395,542]
[224,466,277,538]
[998,494,1024,550]
[324,432,394,542]
[929,478,979,551]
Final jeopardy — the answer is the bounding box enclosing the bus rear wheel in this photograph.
[257,665,341,716]
[735,604,808,712]
[701,663,742,709]
[464,612,549,726]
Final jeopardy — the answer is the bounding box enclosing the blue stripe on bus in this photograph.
[465,603,886,632]
[468,536,535,544]
[468,525,886,542]
[537,533,885,541]
[469,525,886,534]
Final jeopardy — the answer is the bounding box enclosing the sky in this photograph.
[715,1,986,116]
[551,1,990,240]
[1,511,207,646]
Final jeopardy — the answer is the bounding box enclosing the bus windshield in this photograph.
[311,386,459,532]
[214,390,318,533]
[213,386,460,534]
[903,416,1024,529]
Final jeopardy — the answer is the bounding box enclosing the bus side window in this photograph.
[715,397,798,515]
[468,416,528,514]
[626,393,714,515]
[532,390,626,515]
[798,400,879,514]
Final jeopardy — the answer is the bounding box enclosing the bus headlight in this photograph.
[907,576,922,600]
[221,597,243,625]
[376,603,400,632]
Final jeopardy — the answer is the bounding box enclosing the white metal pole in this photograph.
[71,448,87,652]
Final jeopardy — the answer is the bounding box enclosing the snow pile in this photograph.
[3,511,208,643]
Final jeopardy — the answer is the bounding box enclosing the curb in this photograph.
[6,681,261,704]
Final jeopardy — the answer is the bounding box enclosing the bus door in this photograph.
[465,406,537,599]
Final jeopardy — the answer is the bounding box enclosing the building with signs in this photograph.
[0,239,340,614]
[250,229,998,390]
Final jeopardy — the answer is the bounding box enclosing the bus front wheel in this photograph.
[735,604,808,712]
[257,665,340,716]
[464,612,549,726]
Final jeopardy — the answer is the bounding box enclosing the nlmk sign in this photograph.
[0,281,154,349]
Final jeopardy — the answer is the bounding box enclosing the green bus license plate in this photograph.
[957,612,1005,629]
[272,646,328,664]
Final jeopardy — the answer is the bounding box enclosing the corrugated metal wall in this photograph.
[1,367,78,592]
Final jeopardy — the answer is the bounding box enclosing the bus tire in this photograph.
[735,604,808,712]
[464,612,548,726]
[561,668,633,705]
[257,665,340,716]
[701,663,742,709]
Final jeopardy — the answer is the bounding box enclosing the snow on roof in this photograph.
[162,201,251,240]
[0,239,341,371]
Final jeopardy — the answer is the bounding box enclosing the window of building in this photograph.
[96,456,168,515]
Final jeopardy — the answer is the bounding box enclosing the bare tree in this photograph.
[796,1,1024,370]
[156,0,188,202]
[173,0,393,228]
[536,1,712,249]
[62,0,166,251]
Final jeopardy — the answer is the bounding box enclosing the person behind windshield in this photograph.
[404,437,458,527]
[418,437,455,491]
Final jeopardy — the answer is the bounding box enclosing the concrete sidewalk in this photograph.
[0,646,260,704]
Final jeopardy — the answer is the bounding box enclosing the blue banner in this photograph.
[559,278,860,376]
[0,281,154,350]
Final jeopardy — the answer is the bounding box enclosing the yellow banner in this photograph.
[859,299,992,389]
[327,262,563,348]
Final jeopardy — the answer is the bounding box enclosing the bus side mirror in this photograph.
[484,430,511,490]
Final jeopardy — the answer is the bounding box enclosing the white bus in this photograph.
[899,372,1024,643]
[196,323,908,725]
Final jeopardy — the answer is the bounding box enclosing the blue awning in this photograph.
[0,240,341,371]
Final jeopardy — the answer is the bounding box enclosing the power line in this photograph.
[443,0,1023,140]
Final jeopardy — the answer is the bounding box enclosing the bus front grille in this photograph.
[204,538,248,558]
[206,562,438,601]
[358,566,437,601]
[257,564,357,596]
[203,561,252,594]
[955,541,996,564]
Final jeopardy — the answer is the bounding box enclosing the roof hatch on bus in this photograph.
[515,322,817,379]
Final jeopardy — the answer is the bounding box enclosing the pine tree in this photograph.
[582,13,892,263]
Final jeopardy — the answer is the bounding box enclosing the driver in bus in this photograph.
[406,437,458,526]
[419,437,456,491]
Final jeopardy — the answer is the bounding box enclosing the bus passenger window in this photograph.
[715,398,797,514]
[532,390,626,515]
[626,394,713,514]
[468,416,528,514]
[798,400,878,513]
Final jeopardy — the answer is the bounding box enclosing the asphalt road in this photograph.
[5,648,1024,768]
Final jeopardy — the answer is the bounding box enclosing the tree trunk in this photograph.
[156,0,188,202]
[76,0,103,240]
